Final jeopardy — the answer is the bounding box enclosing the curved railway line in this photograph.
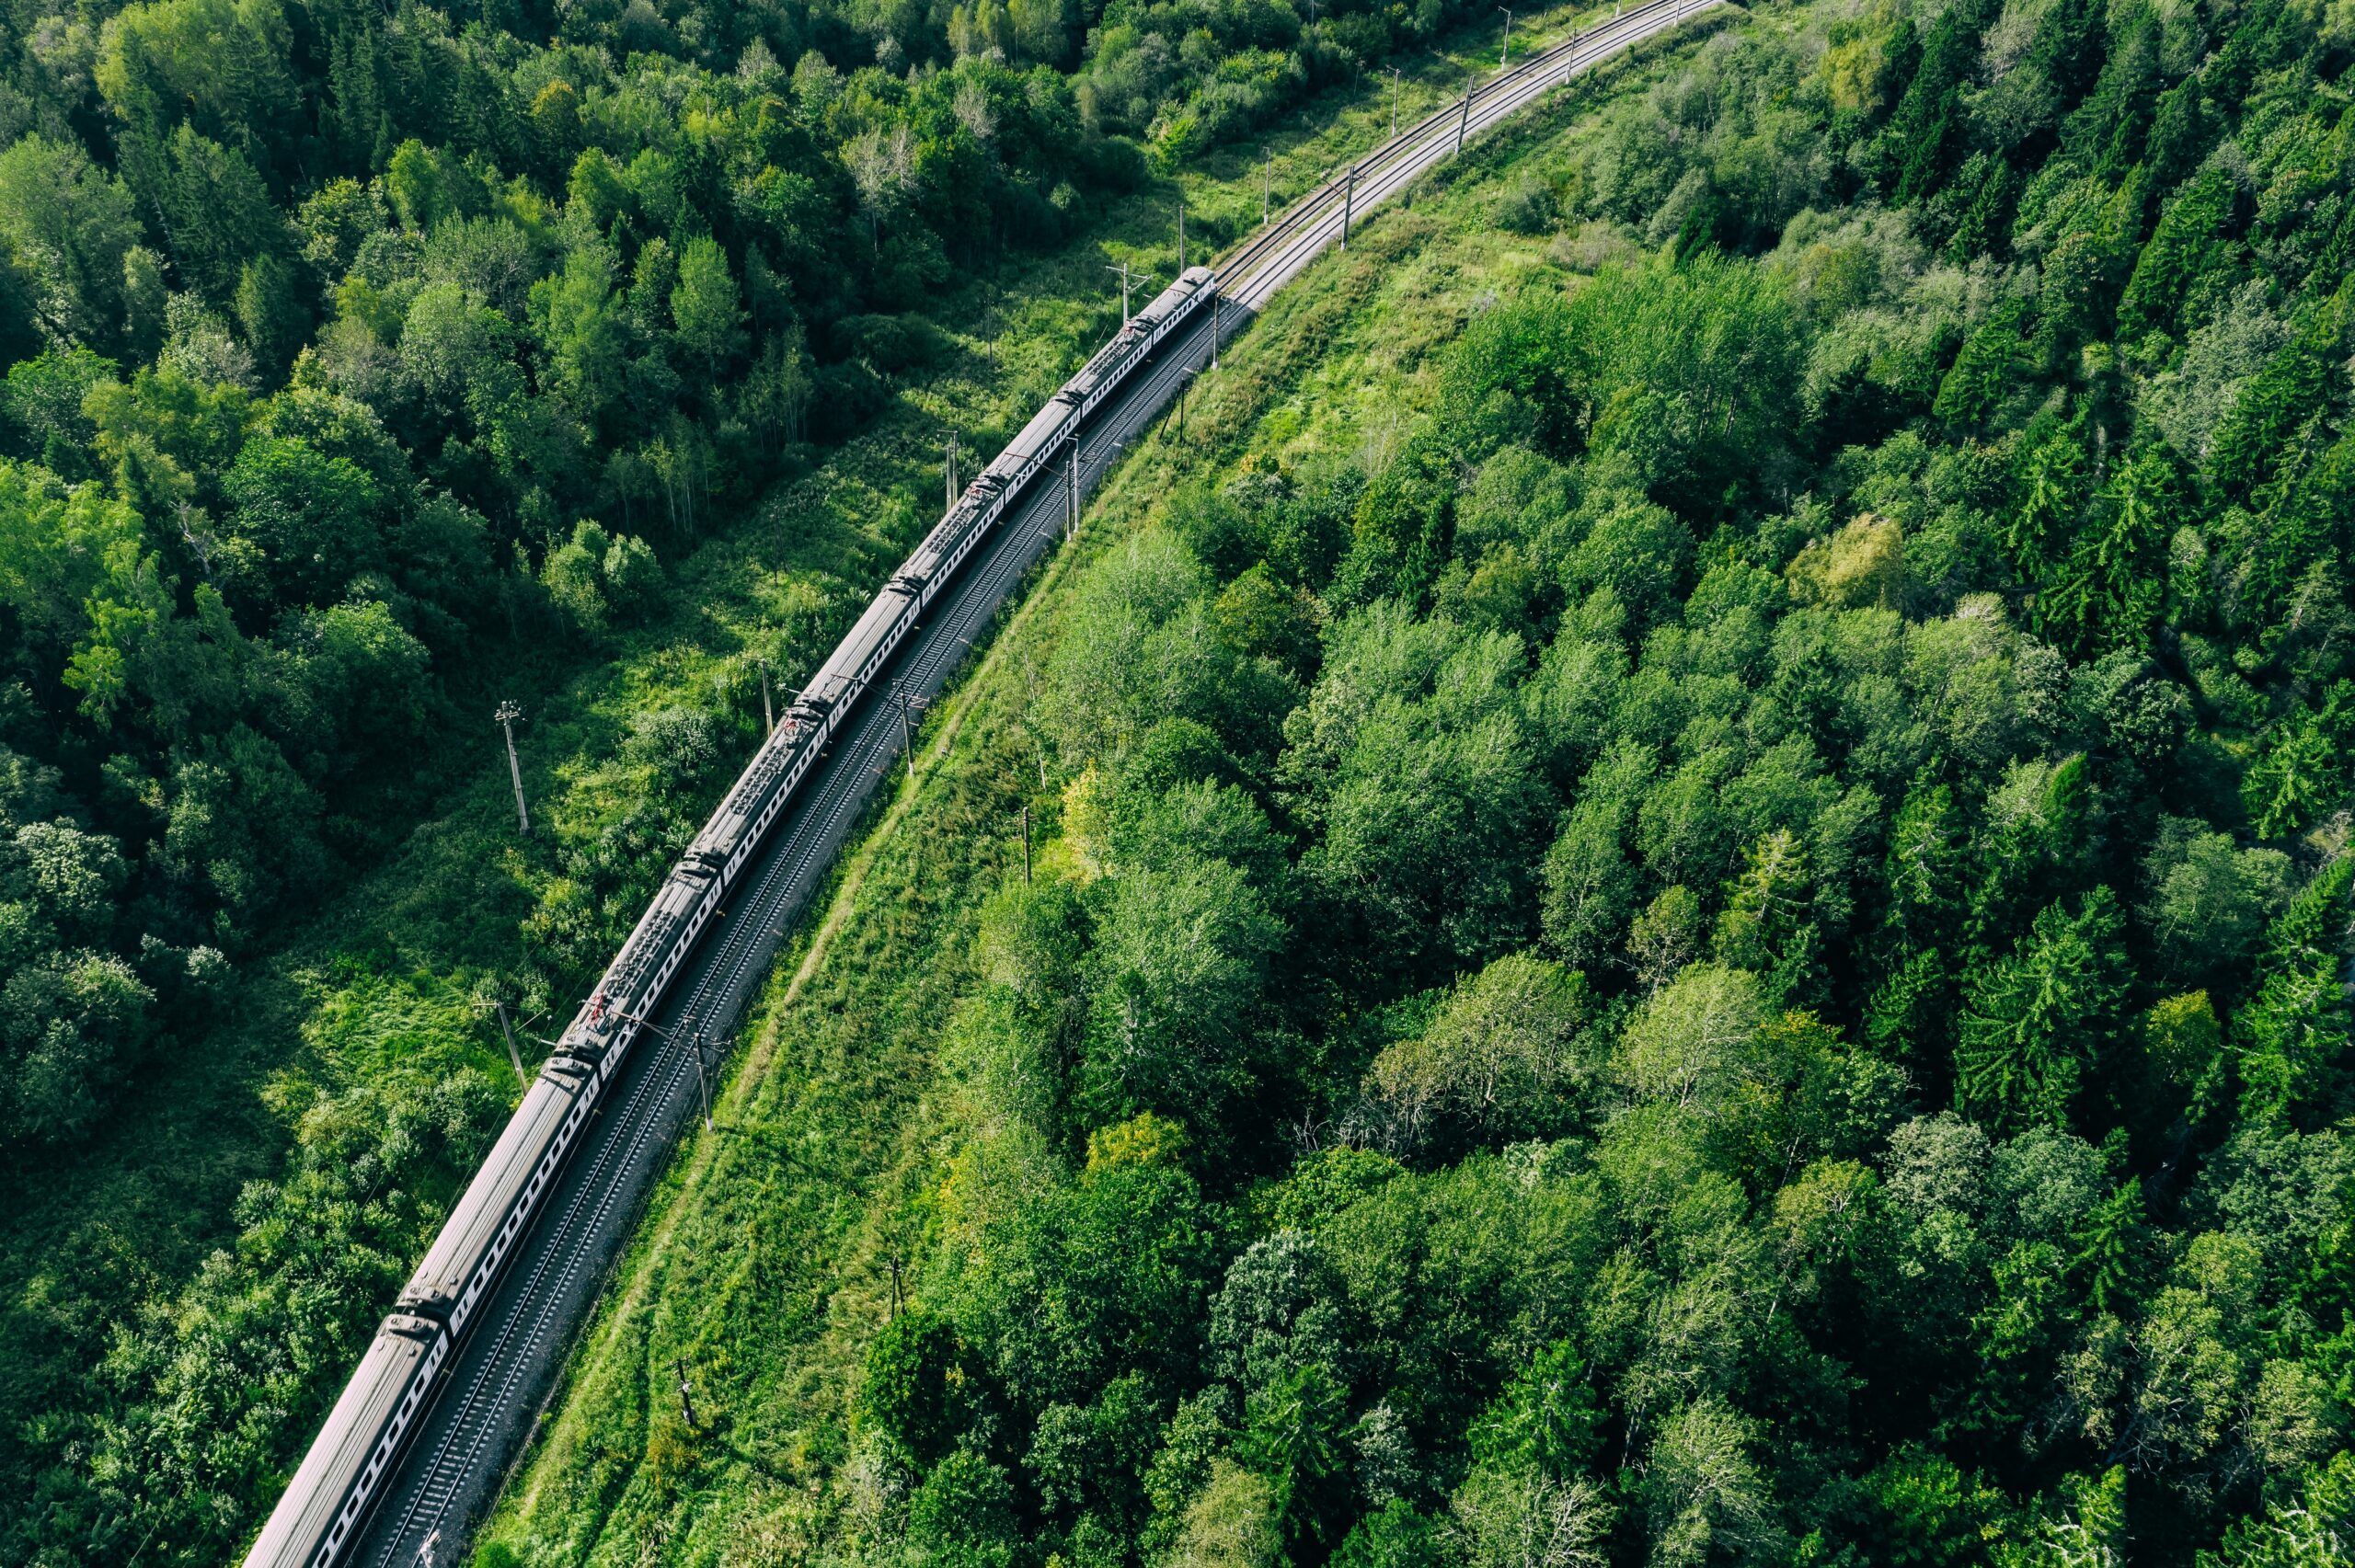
[241,3,1729,1561]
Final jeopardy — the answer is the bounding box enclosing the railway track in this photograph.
[1217,0,1728,306]
[329,4,1724,1561]
[349,305,1228,1568]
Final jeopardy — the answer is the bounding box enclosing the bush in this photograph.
[1494,175,1560,235]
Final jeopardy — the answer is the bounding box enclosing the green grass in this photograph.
[0,0,1683,1547]
[471,14,1735,1561]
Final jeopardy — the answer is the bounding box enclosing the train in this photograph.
[240,265,1220,1568]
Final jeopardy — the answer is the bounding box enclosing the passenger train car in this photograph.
[240,266,1219,1568]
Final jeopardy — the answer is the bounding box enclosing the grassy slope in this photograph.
[0,0,1658,1538]
[476,16,1720,1561]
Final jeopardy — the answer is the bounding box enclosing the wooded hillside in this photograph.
[475,0,2355,1562]
[0,0,1508,1557]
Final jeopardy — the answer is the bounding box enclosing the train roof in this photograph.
[689,725,813,863]
[1002,389,1080,470]
[1136,266,1213,326]
[396,1059,593,1316]
[240,1316,439,1568]
[797,264,1225,723]
[804,578,920,706]
[913,491,987,563]
[1069,267,1213,393]
[597,866,715,1015]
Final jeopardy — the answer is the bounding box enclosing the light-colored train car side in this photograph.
[394,1058,601,1333]
[241,1317,445,1568]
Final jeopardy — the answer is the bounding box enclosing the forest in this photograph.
[0,0,1531,1551]
[0,0,1500,1160]
[464,0,2355,1561]
[8,0,2355,1553]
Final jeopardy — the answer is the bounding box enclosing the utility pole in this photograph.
[1210,281,1221,370]
[946,432,959,509]
[1497,5,1512,65]
[1066,438,1081,539]
[493,998,525,1085]
[758,657,775,735]
[1177,203,1185,272]
[1020,804,1031,885]
[890,681,924,781]
[1340,165,1356,249]
[674,1357,699,1430]
[1107,260,1141,324]
[494,701,529,834]
[1262,152,1273,225]
[692,1029,712,1131]
[1391,67,1402,137]
[1457,70,1475,153]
